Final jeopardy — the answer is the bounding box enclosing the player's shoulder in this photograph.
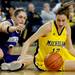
[1,21,10,26]
[44,20,53,32]
[45,20,53,26]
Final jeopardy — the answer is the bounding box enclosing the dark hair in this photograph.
[56,1,74,17]
[9,5,15,10]
[14,8,25,17]
[56,6,69,16]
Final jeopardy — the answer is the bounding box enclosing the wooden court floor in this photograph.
[1,70,75,75]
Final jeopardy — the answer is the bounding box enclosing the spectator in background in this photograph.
[25,3,43,41]
[68,4,75,26]
[1,0,11,19]
[67,4,75,44]
[41,3,56,24]
[7,6,15,20]
[0,7,6,22]
[52,2,62,13]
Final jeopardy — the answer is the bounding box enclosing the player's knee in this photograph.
[0,48,4,59]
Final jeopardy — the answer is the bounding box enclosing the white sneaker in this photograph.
[10,62,23,71]
[1,62,23,71]
[1,63,10,71]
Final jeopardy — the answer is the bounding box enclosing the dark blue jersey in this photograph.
[6,19,20,47]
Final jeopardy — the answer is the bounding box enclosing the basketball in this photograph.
[44,52,64,71]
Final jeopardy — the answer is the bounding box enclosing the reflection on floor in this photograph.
[0,69,75,75]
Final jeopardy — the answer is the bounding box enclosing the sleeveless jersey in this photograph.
[34,21,75,70]
[34,21,67,70]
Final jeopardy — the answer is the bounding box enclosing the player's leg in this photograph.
[63,60,75,71]
[0,48,4,66]
[1,54,33,71]
[0,48,4,58]
[1,54,20,71]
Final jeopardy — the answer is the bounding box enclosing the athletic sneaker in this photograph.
[10,62,24,71]
[1,62,24,71]
[1,63,10,71]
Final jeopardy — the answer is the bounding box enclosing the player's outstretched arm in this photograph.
[0,21,25,33]
[21,21,52,56]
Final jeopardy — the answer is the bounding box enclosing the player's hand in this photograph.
[16,24,25,32]
[9,24,25,33]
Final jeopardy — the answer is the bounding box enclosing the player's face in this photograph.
[56,14,67,29]
[15,11,27,25]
